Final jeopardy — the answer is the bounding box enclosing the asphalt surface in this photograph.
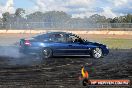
[0,46,131,88]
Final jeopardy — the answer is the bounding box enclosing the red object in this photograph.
[84,71,89,78]
[24,40,31,46]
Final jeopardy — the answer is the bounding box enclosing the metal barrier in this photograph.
[0,22,132,30]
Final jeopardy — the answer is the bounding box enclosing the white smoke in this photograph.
[0,0,15,16]
[101,7,117,18]
[5,0,15,13]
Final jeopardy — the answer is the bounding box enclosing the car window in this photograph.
[33,34,48,39]
[66,34,79,43]
[66,34,84,43]
[48,34,66,43]
[33,33,66,42]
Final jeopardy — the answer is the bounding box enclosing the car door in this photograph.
[65,42,88,55]
[47,33,70,56]
[65,34,89,56]
[53,42,88,56]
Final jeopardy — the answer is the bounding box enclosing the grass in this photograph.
[91,38,132,49]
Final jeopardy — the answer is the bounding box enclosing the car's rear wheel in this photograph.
[92,47,102,59]
[41,48,52,59]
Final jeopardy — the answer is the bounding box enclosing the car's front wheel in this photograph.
[92,48,102,59]
[41,48,53,59]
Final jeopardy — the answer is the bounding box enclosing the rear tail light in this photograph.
[24,40,31,46]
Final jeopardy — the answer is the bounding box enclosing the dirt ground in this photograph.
[0,33,132,88]
[0,48,131,88]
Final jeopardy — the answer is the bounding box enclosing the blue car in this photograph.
[19,32,109,59]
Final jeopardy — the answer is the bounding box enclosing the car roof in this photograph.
[46,31,72,35]
[33,32,73,38]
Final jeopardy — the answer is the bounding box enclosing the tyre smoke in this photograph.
[0,46,20,58]
[0,46,42,66]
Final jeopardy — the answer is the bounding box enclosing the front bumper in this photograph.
[102,48,109,56]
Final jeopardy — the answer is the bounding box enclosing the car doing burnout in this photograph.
[19,32,109,59]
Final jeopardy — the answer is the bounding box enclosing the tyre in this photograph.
[92,47,102,59]
[41,48,52,59]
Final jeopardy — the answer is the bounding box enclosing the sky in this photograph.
[0,0,132,18]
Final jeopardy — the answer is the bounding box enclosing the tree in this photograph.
[14,8,26,29]
[0,17,3,28]
[43,11,71,22]
[43,11,71,28]
[2,12,11,28]
[89,14,107,23]
[125,14,132,23]
[26,11,44,22]
[15,8,25,17]
[2,12,10,22]
[107,18,113,23]
[26,11,71,28]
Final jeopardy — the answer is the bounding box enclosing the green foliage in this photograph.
[109,14,132,23]
[93,38,132,49]
[2,12,10,22]
[89,14,107,23]
[15,8,25,17]
[1,8,132,24]
[1,8,132,29]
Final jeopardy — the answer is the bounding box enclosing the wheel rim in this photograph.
[93,48,102,58]
[42,48,52,58]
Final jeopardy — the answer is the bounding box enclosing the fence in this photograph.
[0,22,132,30]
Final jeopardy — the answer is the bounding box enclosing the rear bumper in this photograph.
[19,46,41,55]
